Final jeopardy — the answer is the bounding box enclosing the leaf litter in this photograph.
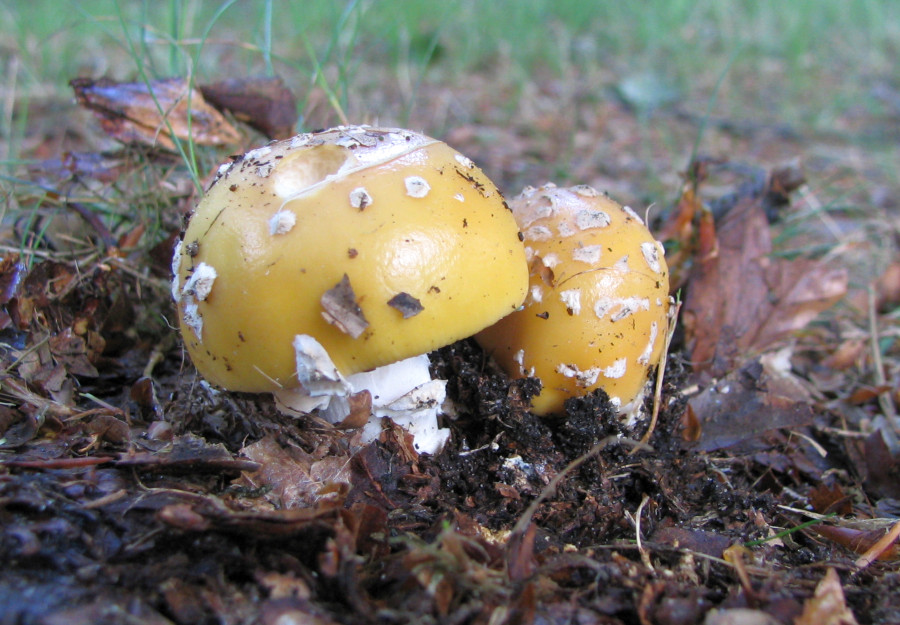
[0,76,898,624]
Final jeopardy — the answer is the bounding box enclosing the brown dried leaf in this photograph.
[238,435,352,509]
[200,76,298,139]
[681,358,815,451]
[334,390,372,429]
[795,569,859,625]
[155,490,340,537]
[683,195,847,377]
[650,526,732,558]
[116,433,259,475]
[863,431,900,499]
[320,274,369,338]
[809,482,853,516]
[387,292,424,319]
[49,327,101,377]
[812,523,900,562]
[71,77,241,150]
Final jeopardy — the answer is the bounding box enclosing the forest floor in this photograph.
[1,63,899,625]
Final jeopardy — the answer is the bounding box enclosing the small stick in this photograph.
[867,285,897,430]
[634,297,681,451]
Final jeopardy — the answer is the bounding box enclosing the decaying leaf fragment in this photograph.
[795,569,859,625]
[680,175,847,378]
[320,274,369,338]
[199,76,298,139]
[71,77,241,150]
[680,357,815,451]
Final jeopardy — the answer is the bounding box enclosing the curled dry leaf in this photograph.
[71,77,241,150]
[683,192,847,378]
[199,76,298,139]
[795,569,859,625]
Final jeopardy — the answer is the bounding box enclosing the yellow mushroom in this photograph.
[476,183,670,420]
[172,126,528,452]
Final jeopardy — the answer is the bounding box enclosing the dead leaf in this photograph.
[862,431,900,499]
[238,435,352,509]
[795,569,859,625]
[808,482,853,516]
[116,434,259,475]
[811,522,900,563]
[650,526,732,558]
[49,327,101,377]
[71,77,241,150]
[320,274,369,338]
[683,193,847,378]
[155,490,340,537]
[681,358,815,451]
[387,292,424,319]
[199,76,298,139]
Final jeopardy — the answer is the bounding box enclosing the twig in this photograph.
[634,296,681,451]
[634,493,654,572]
[0,456,114,469]
[510,436,641,539]
[867,285,897,429]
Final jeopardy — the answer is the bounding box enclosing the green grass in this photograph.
[1,0,897,261]
[2,0,897,130]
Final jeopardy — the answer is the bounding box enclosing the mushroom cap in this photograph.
[174,126,528,392]
[475,184,670,416]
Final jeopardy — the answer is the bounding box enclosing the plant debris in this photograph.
[2,72,898,625]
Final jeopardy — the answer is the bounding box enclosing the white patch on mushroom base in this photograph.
[454,153,474,168]
[405,176,431,198]
[349,187,373,210]
[575,209,611,230]
[182,262,217,301]
[268,209,297,235]
[602,358,628,379]
[366,377,449,454]
[638,321,659,365]
[513,349,535,377]
[559,289,582,315]
[275,349,451,455]
[572,244,602,264]
[556,363,601,387]
[291,334,348,396]
[640,241,662,273]
[170,240,183,303]
[529,284,543,304]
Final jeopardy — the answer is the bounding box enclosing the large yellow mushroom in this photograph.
[173,125,528,452]
[476,183,670,420]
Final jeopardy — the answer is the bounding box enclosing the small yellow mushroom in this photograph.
[476,183,670,419]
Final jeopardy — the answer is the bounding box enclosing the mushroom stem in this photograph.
[274,336,449,454]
